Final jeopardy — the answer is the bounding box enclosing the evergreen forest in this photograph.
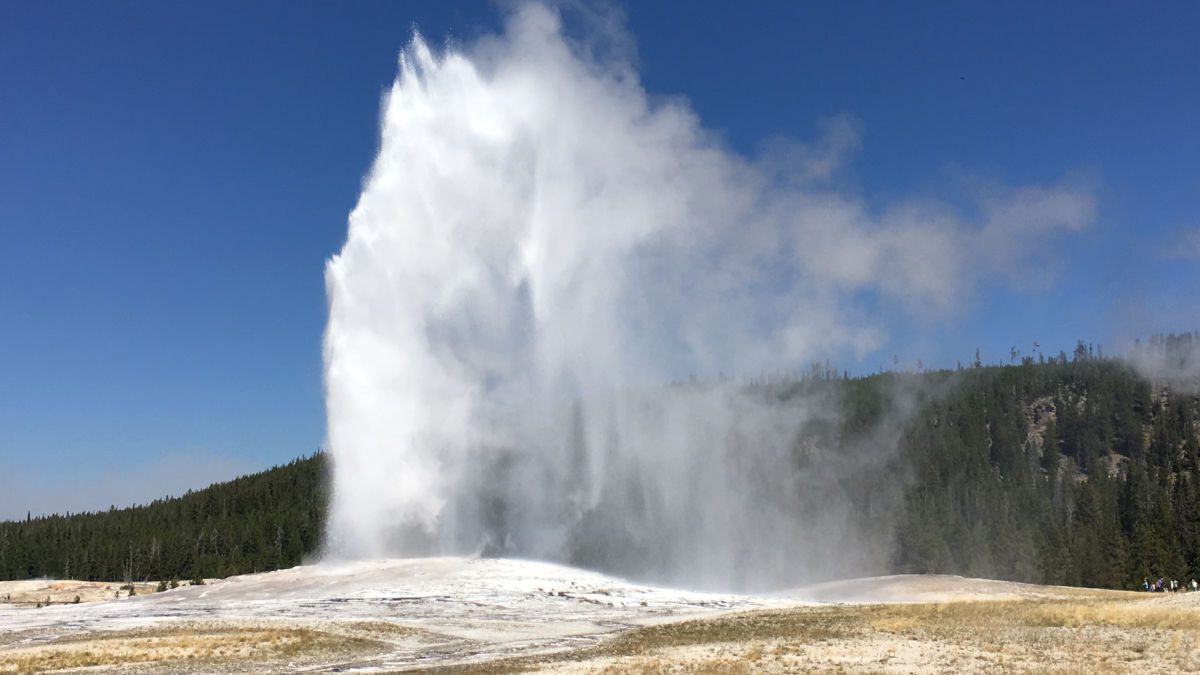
[0,455,326,583]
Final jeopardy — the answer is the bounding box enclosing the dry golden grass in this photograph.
[0,624,385,674]
[1030,599,1200,630]
[434,592,1200,674]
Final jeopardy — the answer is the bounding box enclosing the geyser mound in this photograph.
[323,4,1094,590]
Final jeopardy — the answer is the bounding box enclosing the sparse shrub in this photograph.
[157,580,168,593]
[169,579,180,589]
[73,595,80,604]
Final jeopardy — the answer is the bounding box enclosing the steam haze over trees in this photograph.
[4,339,1199,591]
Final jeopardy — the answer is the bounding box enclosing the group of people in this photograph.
[1143,577,1198,592]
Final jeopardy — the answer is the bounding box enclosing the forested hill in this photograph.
[0,455,327,582]
[891,354,1199,589]
[3,342,1199,590]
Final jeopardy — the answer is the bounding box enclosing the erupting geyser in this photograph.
[323,4,1095,590]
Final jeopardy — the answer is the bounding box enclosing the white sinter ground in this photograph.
[0,557,802,671]
[0,557,1102,672]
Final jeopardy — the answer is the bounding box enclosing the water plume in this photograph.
[323,3,1094,589]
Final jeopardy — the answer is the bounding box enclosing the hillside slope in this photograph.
[892,356,1200,589]
[0,455,326,581]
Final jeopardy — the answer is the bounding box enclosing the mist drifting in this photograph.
[323,4,1095,590]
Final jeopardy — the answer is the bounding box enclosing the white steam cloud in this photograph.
[323,4,1095,589]
[1127,333,1200,392]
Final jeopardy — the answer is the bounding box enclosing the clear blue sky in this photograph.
[1,1,1197,517]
